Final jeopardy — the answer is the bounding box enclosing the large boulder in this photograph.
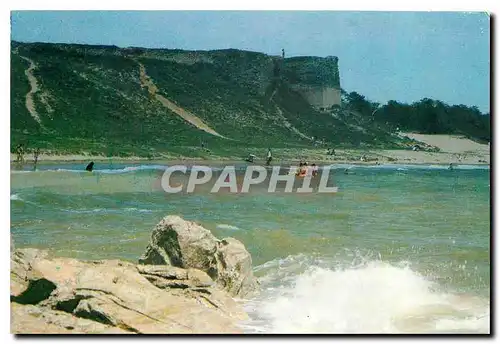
[10,248,248,334]
[139,216,258,297]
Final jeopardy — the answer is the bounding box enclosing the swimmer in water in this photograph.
[296,162,307,177]
[85,161,95,172]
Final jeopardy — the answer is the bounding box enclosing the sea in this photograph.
[10,162,491,334]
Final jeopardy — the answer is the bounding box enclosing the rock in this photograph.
[216,238,257,296]
[136,264,188,280]
[11,248,50,299]
[11,303,128,334]
[139,215,258,297]
[10,249,248,334]
[137,265,214,289]
[187,268,214,288]
[139,216,218,270]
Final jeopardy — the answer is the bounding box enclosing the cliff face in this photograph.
[284,56,341,109]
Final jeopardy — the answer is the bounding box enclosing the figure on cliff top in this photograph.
[282,49,285,59]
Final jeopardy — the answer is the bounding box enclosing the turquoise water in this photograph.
[10,163,490,333]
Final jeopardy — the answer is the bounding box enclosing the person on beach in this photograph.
[245,154,255,163]
[15,144,25,164]
[295,162,303,176]
[266,148,272,166]
[85,161,95,172]
[33,148,40,171]
[297,162,308,177]
[311,163,319,177]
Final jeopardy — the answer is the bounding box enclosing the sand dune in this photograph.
[374,133,490,165]
[401,133,489,154]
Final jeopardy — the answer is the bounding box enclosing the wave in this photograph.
[10,170,32,174]
[242,256,489,334]
[10,194,23,201]
[10,193,42,207]
[326,164,489,171]
[11,164,230,175]
[62,207,153,214]
[216,224,241,231]
[54,165,168,174]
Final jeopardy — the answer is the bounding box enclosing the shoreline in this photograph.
[10,150,490,168]
[10,160,491,170]
[10,134,490,168]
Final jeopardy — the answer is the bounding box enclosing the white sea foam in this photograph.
[243,258,489,334]
[216,223,241,231]
[12,163,488,175]
[326,164,489,171]
[32,164,227,174]
[10,194,23,201]
[63,207,153,214]
[54,165,167,174]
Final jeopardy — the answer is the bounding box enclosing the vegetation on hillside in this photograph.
[10,41,490,158]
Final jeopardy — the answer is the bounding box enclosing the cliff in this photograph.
[284,56,341,109]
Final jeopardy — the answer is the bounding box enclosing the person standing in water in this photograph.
[311,163,319,177]
[33,148,40,171]
[297,162,308,177]
[266,148,272,166]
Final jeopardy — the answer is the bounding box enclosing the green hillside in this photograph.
[10,41,489,158]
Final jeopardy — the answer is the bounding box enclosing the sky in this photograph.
[10,11,490,113]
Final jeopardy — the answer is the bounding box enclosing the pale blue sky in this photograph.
[11,11,490,113]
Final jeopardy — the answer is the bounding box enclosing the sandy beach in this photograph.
[10,133,490,167]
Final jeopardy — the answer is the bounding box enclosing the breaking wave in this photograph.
[216,224,241,231]
[241,256,489,334]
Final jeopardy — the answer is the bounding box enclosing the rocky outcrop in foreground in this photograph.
[139,215,259,297]
[10,216,258,334]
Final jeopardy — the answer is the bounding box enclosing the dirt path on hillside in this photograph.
[275,106,312,141]
[19,56,42,124]
[137,62,225,138]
